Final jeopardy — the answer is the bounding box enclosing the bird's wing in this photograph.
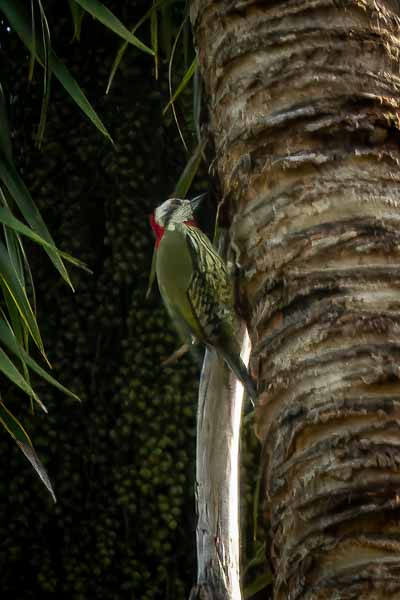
[184,226,236,343]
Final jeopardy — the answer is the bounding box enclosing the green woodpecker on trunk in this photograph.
[150,195,257,405]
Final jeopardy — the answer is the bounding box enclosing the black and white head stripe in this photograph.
[154,198,194,226]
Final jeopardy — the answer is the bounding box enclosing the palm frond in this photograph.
[72,0,153,54]
[0,399,56,502]
[0,0,113,141]
[106,0,176,93]
[68,0,85,41]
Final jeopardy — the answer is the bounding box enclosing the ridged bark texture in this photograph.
[191,1,400,598]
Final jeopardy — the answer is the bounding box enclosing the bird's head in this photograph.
[150,194,205,247]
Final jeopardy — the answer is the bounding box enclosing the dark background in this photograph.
[1,2,199,598]
[0,2,260,598]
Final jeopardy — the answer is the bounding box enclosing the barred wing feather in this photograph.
[184,227,236,343]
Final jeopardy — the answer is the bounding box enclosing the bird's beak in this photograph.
[190,193,207,211]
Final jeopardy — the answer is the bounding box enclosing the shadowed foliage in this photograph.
[0,2,200,598]
[0,1,264,598]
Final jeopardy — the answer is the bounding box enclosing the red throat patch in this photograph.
[150,213,165,248]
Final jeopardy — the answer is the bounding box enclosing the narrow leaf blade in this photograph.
[0,400,56,501]
[0,151,74,288]
[0,347,41,403]
[163,56,197,115]
[49,51,113,142]
[68,0,85,41]
[35,0,52,147]
[173,138,206,198]
[106,0,175,93]
[73,0,153,55]
[151,3,159,79]
[0,203,86,270]
[17,440,56,502]
[0,240,43,353]
[0,0,112,142]
[0,319,80,402]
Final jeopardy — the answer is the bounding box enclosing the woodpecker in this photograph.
[150,195,257,405]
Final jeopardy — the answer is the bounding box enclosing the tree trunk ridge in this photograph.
[192,0,400,598]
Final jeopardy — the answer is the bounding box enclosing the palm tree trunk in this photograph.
[191,1,400,598]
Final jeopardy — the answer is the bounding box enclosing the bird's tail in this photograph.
[219,347,257,407]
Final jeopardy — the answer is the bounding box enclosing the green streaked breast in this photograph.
[156,226,203,339]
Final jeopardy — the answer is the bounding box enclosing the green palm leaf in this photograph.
[173,138,206,198]
[68,0,85,41]
[0,239,44,355]
[1,216,32,389]
[0,152,75,289]
[72,0,153,55]
[0,400,56,502]
[107,0,175,93]
[0,319,80,402]
[163,56,197,115]
[0,202,89,272]
[151,1,159,79]
[34,0,52,147]
[0,346,42,408]
[0,0,112,141]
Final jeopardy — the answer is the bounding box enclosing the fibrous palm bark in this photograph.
[191,1,400,598]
